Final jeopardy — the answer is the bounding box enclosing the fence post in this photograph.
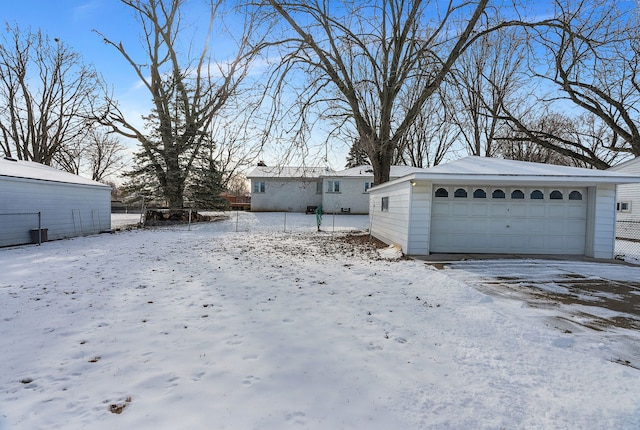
[38,211,42,245]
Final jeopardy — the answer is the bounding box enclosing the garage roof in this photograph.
[0,157,109,188]
[372,156,640,189]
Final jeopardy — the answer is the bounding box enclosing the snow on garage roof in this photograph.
[371,156,640,189]
[0,157,109,188]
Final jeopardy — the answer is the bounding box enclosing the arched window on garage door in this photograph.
[454,188,467,198]
[550,190,563,200]
[492,189,505,199]
[473,189,486,198]
[435,187,448,197]
[531,190,544,199]
[511,189,525,199]
[569,190,583,200]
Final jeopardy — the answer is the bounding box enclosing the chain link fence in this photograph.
[616,221,640,259]
[0,212,44,247]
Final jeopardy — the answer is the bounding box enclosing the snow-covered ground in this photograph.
[1,212,640,429]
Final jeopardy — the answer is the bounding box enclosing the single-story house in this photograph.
[247,166,330,212]
[368,156,640,259]
[609,157,640,222]
[247,164,426,214]
[321,165,428,214]
[0,156,111,247]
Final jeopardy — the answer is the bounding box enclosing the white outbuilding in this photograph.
[368,156,640,259]
[0,157,111,247]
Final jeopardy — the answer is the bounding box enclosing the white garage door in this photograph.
[430,186,588,254]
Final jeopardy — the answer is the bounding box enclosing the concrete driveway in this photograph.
[423,257,640,369]
[426,257,640,332]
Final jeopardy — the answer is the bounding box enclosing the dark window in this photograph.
[473,189,486,198]
[511,190,525,199]
[435,187,448,197]
[550,190,563,200]
[492,189,505,199]
[381,197,389,211]
[617,202,630,211]
[531,190,544,199]
[253,181,266,193]
[569,191,582,201]
[454,188,467,198]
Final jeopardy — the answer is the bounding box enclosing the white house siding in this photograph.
[615,183,640,221]
[322,178,370,214]
[369,182,411,252]
[586,184,617,259]
[250,179,322,212]
[0,176,111,247]
[609,158,640,222]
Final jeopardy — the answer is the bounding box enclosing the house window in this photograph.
[327,180,341,193]
[569,191,583,200]
[381,196,389,211]
[511,190,525,199]
[316,182,323,194]
[550,190,563,200]
[435,188,448,197]
[473,189,486,198]
[364,182,374,192]
[530,190,544,199]
[492,189,505,199]
[617,202,631,212]
[253,181,265,193]
[454,188,467,198]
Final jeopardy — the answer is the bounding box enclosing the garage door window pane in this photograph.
[435,188,448,197]
[454,188,467,198]
[531,190,544,199]
[511,190,524,199]
[492,189,505,199]
[550,190,563,200]
[473,189,486,198]
[569,191,582,200]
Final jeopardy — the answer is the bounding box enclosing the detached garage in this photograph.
[0,157,111,247]
[368,157,640,259]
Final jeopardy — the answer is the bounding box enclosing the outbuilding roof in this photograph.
[0,157,109,188]
[371,156,640,190]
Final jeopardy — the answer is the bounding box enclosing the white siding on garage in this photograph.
[1,176,111,247]
[587,184,617,259]
[406,183,431,255]
[369,181,412,252]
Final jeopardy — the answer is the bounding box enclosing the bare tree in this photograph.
[395,86,458,168]
[52,128,126,181]
[499,0,640,168]
[97,0,264,209]
[260,0,502,185]
[449,25,526,157]
[0,24,106,166]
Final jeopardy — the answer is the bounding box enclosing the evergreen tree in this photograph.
[345,139,370,168]
[187,144,229,210]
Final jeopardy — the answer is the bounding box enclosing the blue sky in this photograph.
[1,1,140,91]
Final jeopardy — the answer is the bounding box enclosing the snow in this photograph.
[0,157,108,188]
[1,212,640,429]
